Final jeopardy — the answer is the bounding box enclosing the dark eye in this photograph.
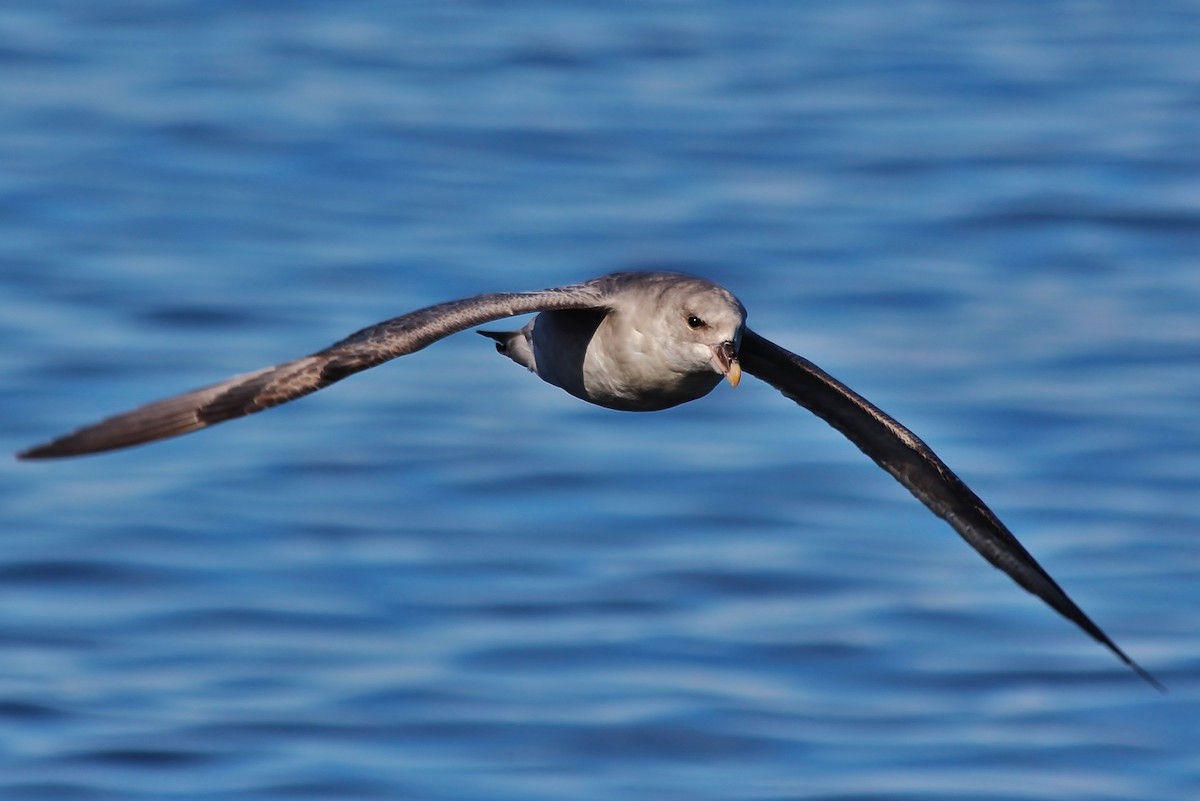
[686,315,704,329]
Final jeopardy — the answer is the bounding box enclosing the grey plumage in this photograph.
[16,271,1162,691]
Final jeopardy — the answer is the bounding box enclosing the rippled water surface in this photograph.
[2,3,1199,800]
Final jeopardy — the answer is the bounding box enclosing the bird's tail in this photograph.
[477,328,537,373]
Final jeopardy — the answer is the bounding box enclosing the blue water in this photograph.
[2,2,1199,799]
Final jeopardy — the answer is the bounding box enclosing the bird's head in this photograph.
[663,276,746,388]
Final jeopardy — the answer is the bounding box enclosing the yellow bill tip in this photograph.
[725,360,742,388]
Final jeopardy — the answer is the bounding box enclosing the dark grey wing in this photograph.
[18,282,609,459]
[739,328,1163,691]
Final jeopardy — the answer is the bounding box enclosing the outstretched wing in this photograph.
[739,328,1163,691]
[19,282,609,459]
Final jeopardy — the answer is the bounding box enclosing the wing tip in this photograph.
[17,436,103,460]
[1119,651,1168,694]
[17,441,66,460]
[1086,618,1166,694]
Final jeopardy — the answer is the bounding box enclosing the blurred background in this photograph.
[2,2,1198,799]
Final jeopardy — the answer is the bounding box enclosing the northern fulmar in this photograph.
[17,271,1163,691]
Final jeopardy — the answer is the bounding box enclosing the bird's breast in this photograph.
[531,311,720,412]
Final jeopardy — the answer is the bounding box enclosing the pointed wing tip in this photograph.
[1079,610,1166,694]
[16,442,62,460]
[1126,657,1168,694]
[17,438,100,460]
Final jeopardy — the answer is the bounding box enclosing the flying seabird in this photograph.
[16,271,1163,691]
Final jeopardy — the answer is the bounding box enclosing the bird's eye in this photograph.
[687,315,704,329]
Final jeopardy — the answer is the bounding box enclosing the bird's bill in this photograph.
[725,360,742,387]
[712,341,741,388]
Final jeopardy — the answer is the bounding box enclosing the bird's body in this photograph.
[484,273,744,411]
[16,271,1162,691]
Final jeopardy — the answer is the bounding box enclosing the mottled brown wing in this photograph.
[19,282,608,459]
[739,328,1163,691]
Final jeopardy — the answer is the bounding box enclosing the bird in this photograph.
[16,271,1163,691]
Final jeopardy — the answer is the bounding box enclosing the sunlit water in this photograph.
[2,3,1198,800]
